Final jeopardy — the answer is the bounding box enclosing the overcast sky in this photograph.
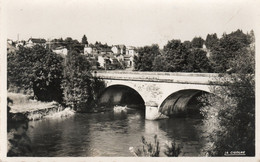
[5,0,258,48]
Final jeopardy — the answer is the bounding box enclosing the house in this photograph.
[124,55,134,68]
[26,38,46,47]
[97,54,106,68]
[84,45,93,55]
[52,46,68,56]
[126,46,136,56]
[111,45,126,54]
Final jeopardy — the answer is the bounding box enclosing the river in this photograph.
[26,108,206,157]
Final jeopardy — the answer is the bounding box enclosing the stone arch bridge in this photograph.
[94,71,220,120]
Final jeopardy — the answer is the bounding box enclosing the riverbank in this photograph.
[8,92,75,121]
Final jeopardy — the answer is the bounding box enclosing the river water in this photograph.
[26,109,206,157]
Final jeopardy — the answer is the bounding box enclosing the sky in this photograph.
[5,0,259,48]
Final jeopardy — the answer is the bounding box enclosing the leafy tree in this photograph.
[210,29,252,73]
[62,50,93,111]
[183,40,192,49]
[32,47,64,102]
[134,44,160,71]
[64,37,83,51]
[200,44,255,156]
[8,47,34,93]
[7,45,64,102]
[191,37,204,48]
[81,35,88,45]
[248,30,255,44]
[187,49,213,72]
[205,33,219,50]
[163,39,190,72]
[152,55,166,71]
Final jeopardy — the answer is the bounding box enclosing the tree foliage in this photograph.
[200,44,255,156]
[62,50,92,111]
[191,37,204,48]
[133,29,254,74]
[134,44,160,71]
[163,39,190,72]
[152,55,166,71]
[210,29,251,73]
[8,45,64,102]
[187,49,212,72]
[81,34,88,45]
[205,33,219,50]
[61,50,105,112]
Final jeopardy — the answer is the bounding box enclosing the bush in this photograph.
[164,140,182,157]
[130,135,160,157]
[129,135,182,157]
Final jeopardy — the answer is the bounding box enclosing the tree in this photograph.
[163,39,190,72]
[210,29,252,73]
[200,44,255,156]
[62,50,93,111]
[32,47,64,102]
[205,33,219,50]
[8,47,34,93]
[152,55,166,71]
[191,37,204,48]
[64,37,83,51]
[187,49,212,72]
[81,35,88,45]
[183,40,192,49]
[7,45,64,102]
[134,44,160,71]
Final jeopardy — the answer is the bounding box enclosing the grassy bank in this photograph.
[8,92,75,121]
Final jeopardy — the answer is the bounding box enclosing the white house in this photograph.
[97,55,106,68]
[111,45,126,54]
[84,45,93,55]
[111,46,119,54]
[124,55,135,68]
[126,46,136,56]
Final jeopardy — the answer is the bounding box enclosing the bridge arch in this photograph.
[98,84,145,109]
[158,89,210,117]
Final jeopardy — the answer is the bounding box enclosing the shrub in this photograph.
[130,135,160,157]
[164,140,182,157]
[129,135,182,157]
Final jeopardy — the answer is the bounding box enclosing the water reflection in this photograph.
[26,109,205,157]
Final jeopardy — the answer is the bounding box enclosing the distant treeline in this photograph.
[134,29,255,73]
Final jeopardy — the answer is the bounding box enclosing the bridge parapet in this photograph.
[94,70,220,85]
